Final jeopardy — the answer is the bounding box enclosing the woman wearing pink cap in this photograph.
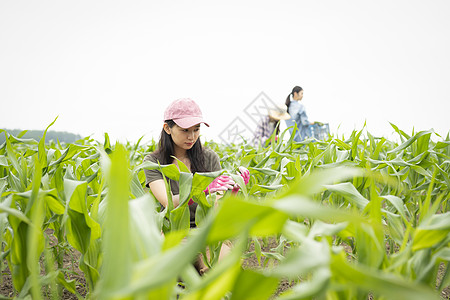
[144,98,230,227]
[143,98,249,273]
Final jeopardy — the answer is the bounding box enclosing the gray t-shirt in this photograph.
[143,148,221,227]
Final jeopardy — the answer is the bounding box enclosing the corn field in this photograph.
[1,122,449,299]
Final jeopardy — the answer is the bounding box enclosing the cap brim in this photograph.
[269,111,291,120]
[173,117,210,128]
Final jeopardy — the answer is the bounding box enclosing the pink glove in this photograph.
[232,167,250,194]
[204,175,236,194]
[239,166,250,185]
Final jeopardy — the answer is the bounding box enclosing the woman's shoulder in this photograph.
[202,147,219,159]
[290,101,302,108]
[202,147,221,171]
[289,101,305,114]
[143,151,159,163]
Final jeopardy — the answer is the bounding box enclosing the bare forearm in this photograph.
[149,180,180,208]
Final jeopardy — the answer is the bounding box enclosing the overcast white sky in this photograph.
[1,0,449,144]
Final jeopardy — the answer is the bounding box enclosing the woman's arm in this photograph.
[297,103,310,126]
[148,179,180,208]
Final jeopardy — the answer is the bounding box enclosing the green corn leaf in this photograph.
[308,220,348,238]
[173,156,190,173]
[324,182,369,210]
[103,132,112,154]
[390,122,411,140]
[252,237,262,266]
[0,202,31,225]
[250,167,280,176]
[208,196,289,243]
[387,130,434,154]
[170,203,190,231]
[64,179,101,241]
[27,156,45,300]
[97,143,132,299]
[191,171,221,197]
[229,269,279,300]
[269,238,330,279]
[110,214,213,297]
[8,213,29,291]
[177,171,194,206]
[184,232,248,300]
[0,155,8,167]
[130,171,146,198]
[330,251,440,300]
[381,195,409,220]
[282,166,363,198]
[273,195,365,225]
[413,212,450,251]
[66,209,91,254]
[278,267,330,299]
[5,136,26,191]
[38,116,58,169]
[129,195,163,258]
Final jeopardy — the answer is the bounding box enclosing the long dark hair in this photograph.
[285,86,303,110]
[154,120,207,173]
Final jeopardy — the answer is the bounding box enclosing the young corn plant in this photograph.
[0,123,448,299]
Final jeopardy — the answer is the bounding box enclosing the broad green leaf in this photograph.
[66,209,91,253]
[110,214,213,296]
[208,196,289,243]
[38,116,58,168]
[0,202,31,225]
[129,195,164,258]
[229,269,279,300]
[177,172,193,206]
[278,267,330,300]
[273,195,365,224]
[44,191,65,215]
[282,166,363,197]
[381,195,409,220]
[191,171,221,197]
[0,155,8,166]
[308,220,348,238]
[387,130,433,154]
[173,156,190,173]
[418,212,450,230]
[324,182,369,210]
[330,251,440,300]
[184,233,248,300]
[269,239,330,279]
[97,144,132,299]
[170,203,190,231]
[250,167,279,176]
[27,156,45,300]
[413,229,449,252]
[5,136,26,191]
[64,179,101,241]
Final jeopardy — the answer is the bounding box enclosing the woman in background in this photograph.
[285,86,313,141]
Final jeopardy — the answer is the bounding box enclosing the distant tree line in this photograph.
[0,129,83,144]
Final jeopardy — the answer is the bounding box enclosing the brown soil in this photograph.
[1,229,86,299]
[1,247,86,299]
[242,237,295,298]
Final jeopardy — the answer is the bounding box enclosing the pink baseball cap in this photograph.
[164,98,210,128]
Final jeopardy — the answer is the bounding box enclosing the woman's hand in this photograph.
[232,166,250,194]
[204,175,236,194]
